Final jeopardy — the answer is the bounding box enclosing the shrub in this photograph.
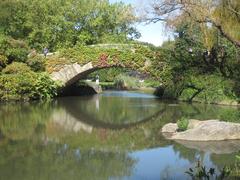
[27,54,46,72]
[114,74,140,90]
[177,117,189,131]
[6,48,28,63]
[0,68,60,101]
[232,155,240,177]
[0,34,9,54]
[7,38,28,49]
[0,54,8,70]
[33,73,61,99]
[2,62,32,74]
[179,74,237,103]
[144,79,160,88]
[0,36,29,63]
[0,73,36,101]
[186,161,231,179]
[88,67,126,82]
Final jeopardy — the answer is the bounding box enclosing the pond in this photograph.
[0,91,239,179]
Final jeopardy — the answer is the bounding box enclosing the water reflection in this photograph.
[129,147,191,179]
[60,92,163,126]
[0,91,239,179]
[175,140,240,154]
[0,142,135,180]
[51,108,93,133]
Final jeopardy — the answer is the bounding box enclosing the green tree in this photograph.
[0,0,140,51]
[148,0,240,48]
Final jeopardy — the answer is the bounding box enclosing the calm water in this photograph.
[0,91,239,180]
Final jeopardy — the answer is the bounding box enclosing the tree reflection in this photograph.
[0,93,239,179]
[0,141,136,180]
[0,101,53,140]
[59,95,163,126]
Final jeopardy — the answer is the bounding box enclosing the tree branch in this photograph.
[210,20,240,48]
[144,17,167,23]
[185,84,204,102]
[185,10,240,48]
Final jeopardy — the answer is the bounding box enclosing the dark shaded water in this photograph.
[0,91,239,180]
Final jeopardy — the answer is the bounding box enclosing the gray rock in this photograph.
[162,119,240,141]
[161,123,178,133]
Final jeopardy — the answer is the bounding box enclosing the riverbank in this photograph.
[154,84,240,107]
[102,85,240,106]
[181,99,240,106]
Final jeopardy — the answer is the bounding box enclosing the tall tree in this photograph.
[146,0,240,48]
[0,0,140,50]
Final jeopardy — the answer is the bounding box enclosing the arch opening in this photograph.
[58,66,159,96]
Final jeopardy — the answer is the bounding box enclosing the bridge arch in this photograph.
[47,44,162,89]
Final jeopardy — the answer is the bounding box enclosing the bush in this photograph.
[6,48,28,63]
[114,74,140,90]
[27,54,46,72]
[2,62,32,74]
[177,117,189,131]
[88,67,126,82]
[186,161,231,179]
[162,81,179,99]
[0,34,9,54]
[0,54,8,70]
[174,73,238,104]
[143,79,160,88]
[0,73,37,101]
[0,36,29,63]
[33,73,61,99]
[0,69,60,101]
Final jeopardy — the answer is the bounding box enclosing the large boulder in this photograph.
[161,123,178,133]
[162,119,240,141]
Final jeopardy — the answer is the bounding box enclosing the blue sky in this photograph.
[109,0,172,46]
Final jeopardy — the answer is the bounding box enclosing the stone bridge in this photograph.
[50,62,96,87]
[47,44,160,91]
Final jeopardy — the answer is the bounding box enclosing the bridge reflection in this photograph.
[51,108,93,133]
[48,95,240,155]
[0,93,239,156]
[51,94,166,130]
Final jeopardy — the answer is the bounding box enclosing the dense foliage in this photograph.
[87,67,127,82]
[139,0,239,104]
[149,0,240,48]
[148,15,240,104]
[45,44,163,77]
[0,62,60,101]
[0,0,138,51]
[114,74,140,90]
[0,0,140,101]
[0,0,239,104]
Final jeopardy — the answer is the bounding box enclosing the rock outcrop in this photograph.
[162,119,240,141]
